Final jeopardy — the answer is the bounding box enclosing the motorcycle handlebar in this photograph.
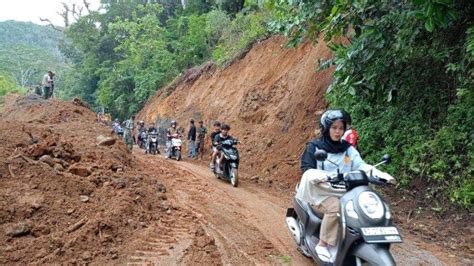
[326,171,390,187]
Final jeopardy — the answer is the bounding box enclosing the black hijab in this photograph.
[311,134,351,154]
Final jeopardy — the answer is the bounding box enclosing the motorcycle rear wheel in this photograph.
[176,151,181,161]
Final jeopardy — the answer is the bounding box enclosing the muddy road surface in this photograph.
[132,150,470,265]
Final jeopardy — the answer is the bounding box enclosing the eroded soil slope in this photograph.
[138,36,332,185]
[138,36,473,261]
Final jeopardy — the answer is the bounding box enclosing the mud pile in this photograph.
[138,36,333,186]
[0,94,173,264]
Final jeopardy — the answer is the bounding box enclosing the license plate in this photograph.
[361,227,399,236]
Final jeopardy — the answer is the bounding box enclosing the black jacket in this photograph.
[213,134,234,150]
[188,125,196,141]
[301,141,318,173]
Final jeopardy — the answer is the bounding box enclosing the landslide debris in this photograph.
[138,36,333,187]
[0,94,172,264]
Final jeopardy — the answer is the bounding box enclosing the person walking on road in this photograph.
[196,120,207,160]
[123,115,135,151]
[187,119,197,158]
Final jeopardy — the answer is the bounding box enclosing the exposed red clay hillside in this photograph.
[137,36,473,261]
[138,36,333,186]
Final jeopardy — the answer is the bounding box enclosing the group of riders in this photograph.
[111,117,237,172]
[110,109,398,262]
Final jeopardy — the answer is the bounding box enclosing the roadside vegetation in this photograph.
[268,0,473,210]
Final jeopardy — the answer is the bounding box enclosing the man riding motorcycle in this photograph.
[213,124,235,174]
[137,121,147,148]
[166,121,180,156]
[297,109,395,262]
[209,121,221,170]
[147,123,160,154]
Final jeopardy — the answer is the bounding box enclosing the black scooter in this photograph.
[286,150,402,265]
[138,130,147,149]
[146,130,159,155]
[213,138,239,187]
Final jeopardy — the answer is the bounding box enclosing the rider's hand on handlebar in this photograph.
[377,171,397,185]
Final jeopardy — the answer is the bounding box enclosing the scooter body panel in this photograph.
[288,185,398,265]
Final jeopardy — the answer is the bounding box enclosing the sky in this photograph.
[0,0,101,26]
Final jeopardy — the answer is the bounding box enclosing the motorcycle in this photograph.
[146,130,160,155]
[212,138,239,187]
[167,134,182,161]
[286,150,402,265]
[115,126,124,138]
[138,130,147,149]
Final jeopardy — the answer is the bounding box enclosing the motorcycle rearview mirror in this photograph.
[373,154,392,168]
[314,149,328,161]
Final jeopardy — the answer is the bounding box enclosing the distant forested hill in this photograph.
[0,20,67,91]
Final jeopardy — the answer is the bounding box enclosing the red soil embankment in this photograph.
[138,36,334,186]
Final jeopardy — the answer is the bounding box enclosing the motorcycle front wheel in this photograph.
[230,168,238,187]
[176,150,181,161]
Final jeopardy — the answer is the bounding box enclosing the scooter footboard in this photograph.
[351,243,395,266]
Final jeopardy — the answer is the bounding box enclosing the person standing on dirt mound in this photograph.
[209,121,221,170]
[123,115,135,151]
[196,120,207,160]
[297,109,395,262]
[42,71,54,99]
[187,119,197,158]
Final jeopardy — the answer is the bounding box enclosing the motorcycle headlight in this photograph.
[358,192,384,220]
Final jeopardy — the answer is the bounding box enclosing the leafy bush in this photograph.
[269,0,474,210]
[0,73,25,96]
[212,11,269,65]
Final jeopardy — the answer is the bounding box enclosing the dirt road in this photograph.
[132,151,468,265]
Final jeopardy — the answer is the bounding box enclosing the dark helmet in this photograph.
[221,124,231,130]
[213,121,221,127]
[342,109,352,125]
[320,109,348,134]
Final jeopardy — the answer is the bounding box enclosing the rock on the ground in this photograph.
[39,155,55,167]
[54,163,64,171]
[5,222,31,237]
[96,135,116,146]
[69,164,91,177]
[250,176,260,182]
[79,195,90,202]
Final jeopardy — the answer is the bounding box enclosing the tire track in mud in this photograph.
[161,157,312,265]
[126,215,196,265]
[134,151,468,265]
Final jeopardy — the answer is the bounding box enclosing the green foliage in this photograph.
[271,0,474,209]
[213,11,269,65]
[0,21,67,91]
[0,73,25,96]
[61,1,270,119]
